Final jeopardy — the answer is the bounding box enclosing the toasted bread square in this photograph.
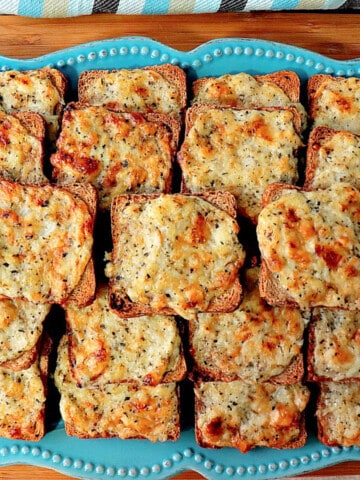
[0,181,96,306]
[65,283,186,387]
[0,336,50,441]
[194,380,309,452]
[192,70,307,130]
[106,191,245,320]
[308,74,360,135]
[0,111,48,183]
[316,381,360,447]
[0,298,51,369]
[307,308,360,382]
[0,67,67,143]
[305,126,360,190]
[51,103,180,209]
[257,182,360,310]
[177,104,303,222]
[78,64,187,120]
[189,267,308,384]
[55,337,180,441]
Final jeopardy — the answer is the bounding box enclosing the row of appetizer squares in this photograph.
[3,264,360,451]
[0,67,359,221]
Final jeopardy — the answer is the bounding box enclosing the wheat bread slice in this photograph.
[178,103,303,222]
[194,380,309,452]
[51,102,181,208]
[0,334,51,441]
[60,183,97,307]
[308,74,360,134]
[0,111,48,183]
[192,69,301,103]
[78,64,187,119]
[258,181,360,310]
[107,191,244,319]
[304,125,360,190]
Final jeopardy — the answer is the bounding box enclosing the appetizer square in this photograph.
[177,105,303,222]
[192,70,307,130]
[0,181,96,306]
[55,337,180,442]
[0,111,48,183]
[0,337,50,441]
[308,308,360,382]
[189,267,308,383]
[257,182,360,310]
[194,380,309,452]
[305,126,360,190]
[65,283,186,387]
[308,74,360,135]
[51,103,180,209]
[78,64,187,120]
[317,381,360,447]
[106,192,245,320]
[0,67,67,142]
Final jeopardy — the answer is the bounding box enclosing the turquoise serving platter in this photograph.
[0,37,360,480]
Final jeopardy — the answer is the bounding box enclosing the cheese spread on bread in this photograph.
[195,380,309,452]
[0,181,94,304]
[55,337,180,441]
[79,69,182,117]
[317,382,360,446]
[51,105,175,209]
[257,182,360,309]
[179,108,302,222]
[106,194,245,320]
[0,359,46,440]
[0,298,50,364]
[190,268,307,382]
[310,76,360,134]
[0,112,47,183]
[66,284,185,386]
[307,129,360,189]
[310,308,360,381]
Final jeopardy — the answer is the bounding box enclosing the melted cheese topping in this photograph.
[312,77,360,134]
[0,112,47,183]
[257,183,360,309]
[66,284,183,386]
[317,382,360,446]
[0,360,45,440]
[0,181,93,303]
[191,268,307,382]
[0,298,50,363]
[107,194,245,320]
[195,380,309,452]
[309,130,360,189]
[193,72,307,129]
[52,106,174,209]
[80,69,182,117]
[55,338,179,441]
[179,109,302,221]
[312,308,360,380]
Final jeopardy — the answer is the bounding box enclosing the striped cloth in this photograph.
[0,0,356,17]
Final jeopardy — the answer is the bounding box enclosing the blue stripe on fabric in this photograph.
[194,0,222,12]
[18,0,44,16]
[271,0,299,8]
[143,0,170,13]
[67,0,94,16]
[324,0,347,7]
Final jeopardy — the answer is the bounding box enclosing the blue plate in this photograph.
[0,37,360,480]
